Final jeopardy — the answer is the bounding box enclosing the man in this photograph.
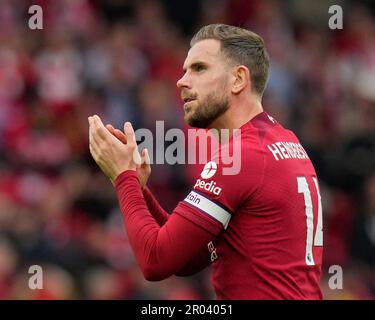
[88,24,323,299]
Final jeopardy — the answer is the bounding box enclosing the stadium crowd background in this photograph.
[0,0,374,299]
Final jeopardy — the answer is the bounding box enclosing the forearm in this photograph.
[142,186,170,226]
[175,247,212,277]
[115,171,216,281]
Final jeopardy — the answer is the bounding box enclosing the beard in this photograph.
[184,91,230,128]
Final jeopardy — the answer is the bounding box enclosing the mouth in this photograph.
[183,97,196,102]
[183,97,196,109]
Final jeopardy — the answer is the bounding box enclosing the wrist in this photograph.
[114,169,139,187]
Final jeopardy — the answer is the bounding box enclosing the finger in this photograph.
[142,148,151,165]
[89,141,98,159]
[106,124,127,144]
[92,115,110,141]
[114,129,127,144]
[90,121,104,147]
[88,117,96,145]
[89,128,100,149]
[93,114,104,126]
[140,148,151,167]
[124,122,136,146]
[89,116,109,155]
[88,118,94,154]
[106,124,115,134]
[124,122,141,165]
[89,135,100,161]
[140,148,146,164]
[88,116,94,131]
[89,125,100,158]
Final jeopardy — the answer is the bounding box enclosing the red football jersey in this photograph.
[175,112,323,299]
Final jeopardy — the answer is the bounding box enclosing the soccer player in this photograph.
[88,24,323,299]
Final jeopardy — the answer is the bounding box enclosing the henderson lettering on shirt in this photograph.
[267,142,309,161]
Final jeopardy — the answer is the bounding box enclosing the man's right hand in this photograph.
[106,124,151,189]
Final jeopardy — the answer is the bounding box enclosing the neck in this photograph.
[208,95,263,143]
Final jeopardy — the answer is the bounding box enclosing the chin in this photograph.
[184,110,193,124]
[184,113,194,127]
[187,118,207,129]
[185,118,197,128]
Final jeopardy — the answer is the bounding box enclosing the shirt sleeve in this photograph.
[176,138,265,232]
[142,186,169,226]
[115,170,221,281]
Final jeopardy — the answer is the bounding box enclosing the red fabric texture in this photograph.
[115,171,216,281]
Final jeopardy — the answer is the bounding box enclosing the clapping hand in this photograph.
[106,123,151,189]
[88,115,141,185]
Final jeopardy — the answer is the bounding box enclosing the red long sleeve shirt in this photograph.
[115,112,323,299]
[142,187,169,226]
[115,171,218,281]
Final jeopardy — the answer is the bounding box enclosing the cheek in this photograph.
[200,77,220,95]
[195,73,228,99]
[211,73,229,90]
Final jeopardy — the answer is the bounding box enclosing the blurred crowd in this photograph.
[0,0,374,299]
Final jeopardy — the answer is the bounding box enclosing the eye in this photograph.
[194,64,206,72]
[196,64,206,72]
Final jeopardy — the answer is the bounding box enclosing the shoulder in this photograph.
[194,130,266,211]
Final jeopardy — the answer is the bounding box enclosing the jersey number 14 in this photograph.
[297,177,323,266]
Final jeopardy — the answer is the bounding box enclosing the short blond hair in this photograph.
[191,24,270,97]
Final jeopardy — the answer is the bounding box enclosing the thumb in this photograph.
[124,122,141,165]
[141,148,151,165]
[124,122,136,145]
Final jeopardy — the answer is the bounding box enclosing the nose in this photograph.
[176,72,190,89]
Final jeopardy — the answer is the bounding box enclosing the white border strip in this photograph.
[184,191,231,229]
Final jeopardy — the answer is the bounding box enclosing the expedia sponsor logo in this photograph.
[200,161,217,179]
[194,179,222,196]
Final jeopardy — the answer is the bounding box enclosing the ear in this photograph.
[231,65,250,94]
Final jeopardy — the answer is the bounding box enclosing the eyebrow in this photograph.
[182,61,207,73]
